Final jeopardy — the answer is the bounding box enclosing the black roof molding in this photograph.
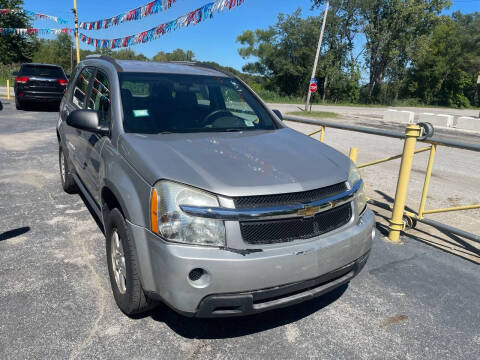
[85,55,123,72]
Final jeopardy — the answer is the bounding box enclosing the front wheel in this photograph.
[59,146,78,194]
[105,208,156,315]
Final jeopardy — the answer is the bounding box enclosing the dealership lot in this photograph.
[0,102,479,359]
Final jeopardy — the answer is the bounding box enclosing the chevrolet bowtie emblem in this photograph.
[298,202,334,218]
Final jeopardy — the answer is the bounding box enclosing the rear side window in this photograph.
[72,67,94,108]
[88,71,111,126]
[21,65,65,78]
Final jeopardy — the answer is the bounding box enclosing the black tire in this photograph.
[15,98,23,110]
[105,208,156,315]
[59,146,78,194]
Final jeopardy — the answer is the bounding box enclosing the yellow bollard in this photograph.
[7,79,10,100]
[349,147,358,163]
[319,125,325,142]
[388,124,422,242]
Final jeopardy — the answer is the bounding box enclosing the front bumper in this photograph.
[195,251,369,317]
[127,208,375,316]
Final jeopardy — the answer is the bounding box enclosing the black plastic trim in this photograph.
[194,251,370,318]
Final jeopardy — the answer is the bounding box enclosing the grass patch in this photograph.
[286,111,339,118]
[0,79,14,87]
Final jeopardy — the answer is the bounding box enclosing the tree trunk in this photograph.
[322,72,328,102]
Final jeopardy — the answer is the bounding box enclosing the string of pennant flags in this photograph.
[0,9,68,24]
[79,0,245,49]
[79,0,177,30]
[0,28,71,35]
[0,0,245,49]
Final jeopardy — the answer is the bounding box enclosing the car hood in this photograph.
[118,128,350,197]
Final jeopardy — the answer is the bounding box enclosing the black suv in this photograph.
[13,63,69,110]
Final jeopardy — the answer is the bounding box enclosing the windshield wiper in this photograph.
[217,128,245,132]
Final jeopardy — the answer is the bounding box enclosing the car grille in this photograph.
[233,182,348,209]
[240,202,352,245]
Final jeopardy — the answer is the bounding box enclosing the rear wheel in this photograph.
[59,146,78,194]
[15,98,23,110]
[105,208,156,315]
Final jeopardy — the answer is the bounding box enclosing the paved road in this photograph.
[269,103,479,119]
[0,102,479,359]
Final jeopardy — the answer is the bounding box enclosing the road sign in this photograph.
[310,78,318,84]
[309,83,318,93]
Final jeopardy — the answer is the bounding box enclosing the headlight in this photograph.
[348,162,367,215]
[151,181,225,246]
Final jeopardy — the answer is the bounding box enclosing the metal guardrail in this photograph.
[284,115,480,244]
[285,115,480,152]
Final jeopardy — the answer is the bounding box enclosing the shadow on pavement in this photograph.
[18,102,59,112]
[371,190,479,262]
[78,191,105,234]
[0,226,30,241]
[147,284,348,339]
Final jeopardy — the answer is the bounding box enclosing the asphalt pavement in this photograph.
[0,101,479,359]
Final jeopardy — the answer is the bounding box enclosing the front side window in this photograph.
[118,73,277,134]
[88,70,111,126]
[72,67,94,108]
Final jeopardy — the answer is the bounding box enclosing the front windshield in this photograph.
[119,72,277,134]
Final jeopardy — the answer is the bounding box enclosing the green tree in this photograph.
[152,49,195,62]
[406,13,480,107]
[312,0,450,101]
[79,47,148,62]
[237,9,323,97]
[237,8,359,101]
[110,48,148,61]
[361,0,449,100]
[33,33,73,73]
[0,0,36,64]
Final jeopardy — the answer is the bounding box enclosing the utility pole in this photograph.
[305,0,329,111]
[70,45,74,74]
[73,0,80,64]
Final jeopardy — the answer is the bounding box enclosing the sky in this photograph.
[22,0,480,71]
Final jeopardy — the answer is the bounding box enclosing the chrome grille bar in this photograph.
[180,180,362,221]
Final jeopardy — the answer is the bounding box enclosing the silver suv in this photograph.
[57,56,375,317]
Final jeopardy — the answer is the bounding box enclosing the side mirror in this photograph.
[272,109,283,121]
[12,71,18,76]
[0,100,3,111]
[67,109,109,136]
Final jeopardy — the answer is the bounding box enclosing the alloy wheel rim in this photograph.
[111,229,127,294]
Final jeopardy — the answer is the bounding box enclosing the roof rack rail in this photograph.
[185,61,237,78]
[84,55,122,71]
[169,61,197,65]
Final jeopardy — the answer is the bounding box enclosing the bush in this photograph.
[0,63,19,86]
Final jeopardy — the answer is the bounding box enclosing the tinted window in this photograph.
[72,67,94,108]
[21,65,65,78]
[119,73,276,134]
[88,70,111,126]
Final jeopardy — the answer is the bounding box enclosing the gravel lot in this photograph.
[0,101,479,359]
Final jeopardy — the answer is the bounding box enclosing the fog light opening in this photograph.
[188,268,211,288]
[189,268,204,281]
